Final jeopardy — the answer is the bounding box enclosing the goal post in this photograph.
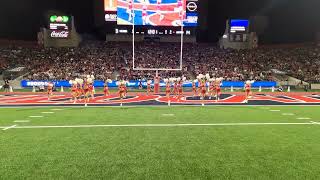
[131,1,185,94]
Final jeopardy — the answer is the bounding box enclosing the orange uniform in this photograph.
[47,83,53,94]
[71,84,77,93]
[215,82,221,94]
[165,83,171,95]
[245,84,251,93]
[192,83,196,93]
[200,82,206,95]
[178,83,183,94]
[147,83,151,93]
[119,85,125,98]
[83,83,89,94]
[104,86,109,95]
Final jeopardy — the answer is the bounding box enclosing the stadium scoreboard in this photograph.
[228,19,249,42]
[48,15,72,38]
[104,0,198,36]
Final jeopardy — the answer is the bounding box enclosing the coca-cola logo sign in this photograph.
[50,31,69,38]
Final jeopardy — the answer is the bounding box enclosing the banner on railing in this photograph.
[21,80,277,88]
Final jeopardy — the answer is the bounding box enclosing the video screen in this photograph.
[230,19,249,33]
[113,0,197,26]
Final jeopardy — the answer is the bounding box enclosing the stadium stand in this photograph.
[0,41,319,83]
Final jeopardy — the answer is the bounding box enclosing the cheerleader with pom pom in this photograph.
[164,79,171,101]
[123,81,128,98]
[104,79,112,97]
[177,77,185,100]
[200,80,206,100]
[173,79,178,97]
[118,81,126,105]
[147,80,152,95]
[47,81,54,100]
[83,79,90,105]
[208,79,215,100]
[70,80,78,104]
[245,80,254,103]
[215,78,223,102]
[76,78,84,101]
[192,80,197,97]
[197,74,204,96]
[88,75,95,100]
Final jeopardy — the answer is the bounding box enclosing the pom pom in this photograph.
[107,79,112,83]
[205,73,210,80]
[87,78,93,84]
[177,77,181,82]
[86,75,90,79]
[216,77,223,82]
[69,80,73,84]
[78,79,84,85]
[182,77,187,81]
[91,75,95,79]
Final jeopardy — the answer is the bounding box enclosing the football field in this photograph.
[1,106,320,179]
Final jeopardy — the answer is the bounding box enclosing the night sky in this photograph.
[0,0,319,43]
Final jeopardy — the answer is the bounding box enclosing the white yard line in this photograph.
[269,110,281,112]
[297,117,311,120]
[51,109,64,111]
[13,120,30,123]
[282,113,295,116]
[310,121,320,125]
[29,116,44,118]
[41,112,55,114]
[0,122,319,130]
[2,125,17,131]
[161,114,175,116]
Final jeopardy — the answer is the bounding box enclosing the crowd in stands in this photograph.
[0,41,319,83]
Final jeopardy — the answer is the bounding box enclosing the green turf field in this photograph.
[1,106,320,179]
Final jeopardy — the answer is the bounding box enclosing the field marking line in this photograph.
[161,114,175,116]
[41,112,55,114]
[2,125,17,131]
[310,121,320,125]
[297,117,311,120]
[282,113,295,116]
[0,122,319,130]
[29,116,44,118]
[13,120,30,123]
[269,110,281,112]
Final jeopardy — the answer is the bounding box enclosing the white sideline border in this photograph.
[1,122,319,130]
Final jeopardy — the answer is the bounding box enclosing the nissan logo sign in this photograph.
[187,2,197,12]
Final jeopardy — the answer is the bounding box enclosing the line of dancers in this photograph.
[69,75,95,106]
[46,74,254,105]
